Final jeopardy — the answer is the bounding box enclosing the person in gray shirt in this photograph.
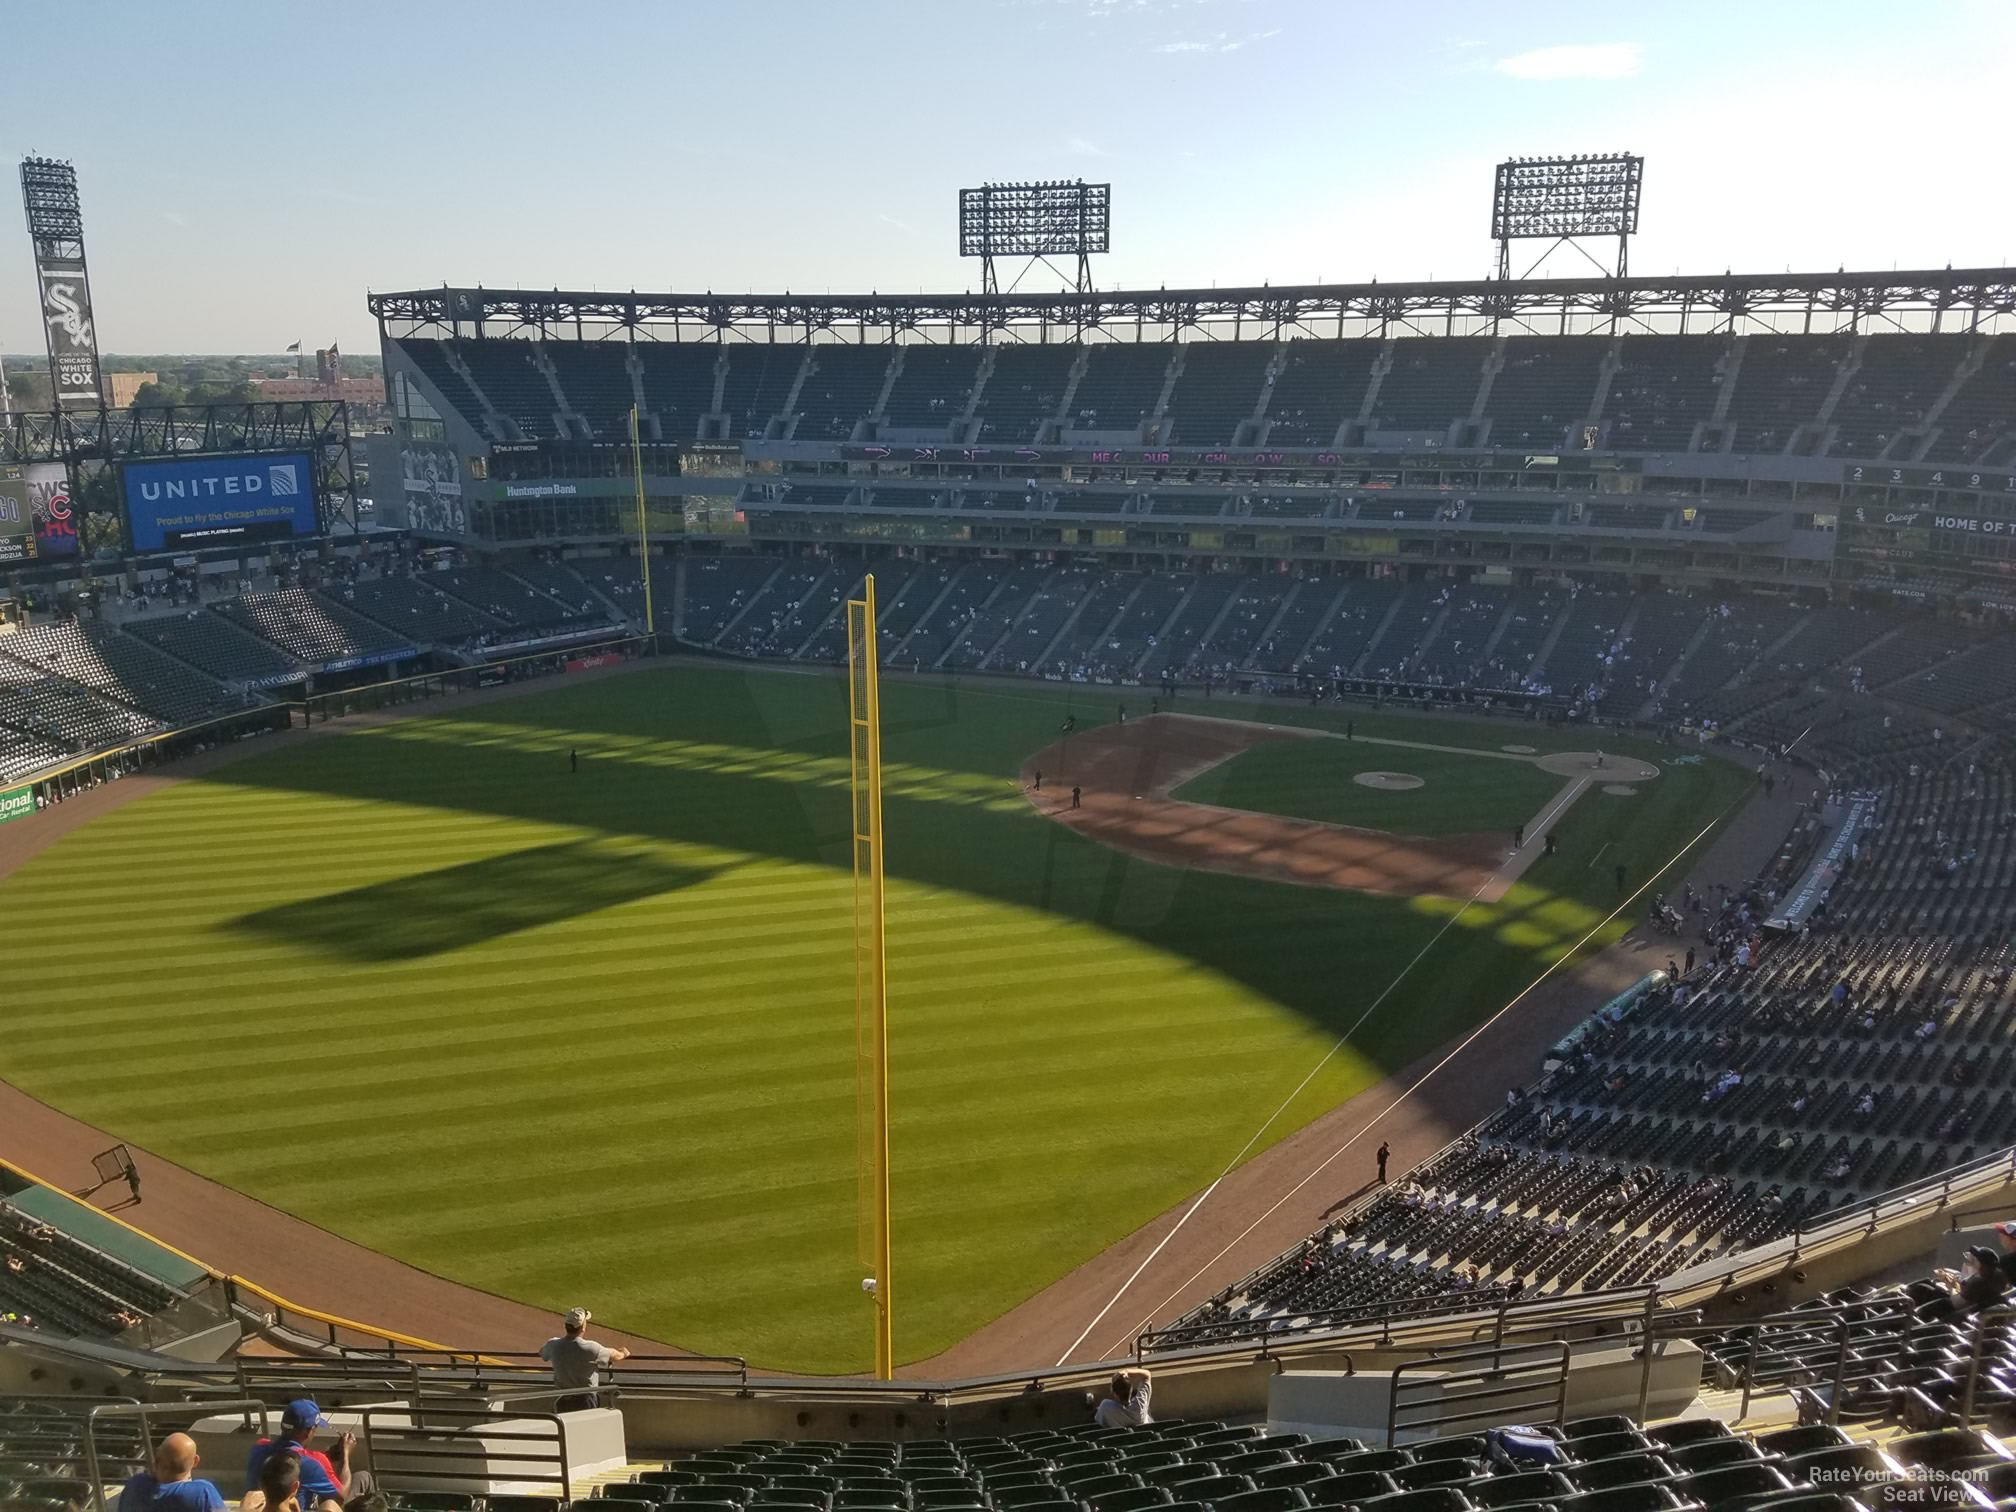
[540,1308,632,1411]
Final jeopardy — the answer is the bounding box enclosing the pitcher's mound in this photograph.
[1354,771,1425,791]
[1537,751,1660,782]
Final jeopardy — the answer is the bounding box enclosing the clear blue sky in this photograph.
[3,0,2011,354]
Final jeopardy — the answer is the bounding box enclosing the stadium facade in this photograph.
[366,266,2016,606]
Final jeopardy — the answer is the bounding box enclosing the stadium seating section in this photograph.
[397,328,2014,457]
[585,1413,2016,1512]
[8,532,2016,806]
[216,587,414,665]
[124,610,303,686]
[1167,760,2016,1344]
[4,622,240,726]
[0,1202,184,1340]
[338,576,502,649]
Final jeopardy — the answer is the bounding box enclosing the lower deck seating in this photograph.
[339,575,503,648]
[601,1415,2016,1512]
[1167,763,2016,1348]
[0,1202,184,1341]
[124,610,302,685]
[4,621,238,725]
[217,588,414,665]
[0,1394,149,1501]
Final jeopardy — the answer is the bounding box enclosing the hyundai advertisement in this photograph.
[122,451,318,551]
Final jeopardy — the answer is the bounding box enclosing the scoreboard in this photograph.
[1844,463,2016,496]
[0,465,39,564]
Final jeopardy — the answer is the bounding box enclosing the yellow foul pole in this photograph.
[630,404,655,638]
[847,573,893,1379]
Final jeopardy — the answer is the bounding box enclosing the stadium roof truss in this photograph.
[369,267,2016,345]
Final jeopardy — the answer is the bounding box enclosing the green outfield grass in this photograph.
[0,663,1751,1372]
[1173,735,1571,836]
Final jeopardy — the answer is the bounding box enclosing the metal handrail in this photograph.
[1659,1143,2016,1302]
[1138,1285,1518,1357]
[1386,1339,1571,1447]
[1956,1304,2016,1429]
[0,1396,142,1482]
[1794,1144,2016,1239]
[1637,1294,1914,1426]
[358,1403,572,1502]
[234,1357,426,1418]
[84,1399,273,1512]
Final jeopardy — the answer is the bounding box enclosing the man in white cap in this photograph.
[540,1307,631,1411]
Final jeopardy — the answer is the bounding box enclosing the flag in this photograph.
[285,341,300,353]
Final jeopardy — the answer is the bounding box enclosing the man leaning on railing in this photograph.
[541,1306,631,1412]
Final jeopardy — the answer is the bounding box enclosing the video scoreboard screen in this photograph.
[0,465,38,564]
[121,451,319,551]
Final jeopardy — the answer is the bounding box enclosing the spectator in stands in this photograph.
[1923,1246,2008,1321]
[1995,1222,2016,1287]
[244,1402,359,1508]
[120,1433,225,1512]
[541,1306,631,1411]
[241,1451,329,1512]
[1094,1367,1153,1427]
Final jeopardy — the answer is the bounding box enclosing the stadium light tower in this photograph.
[1490,153,1644,280]
[958,179,1111,295]
[19,157,105,409]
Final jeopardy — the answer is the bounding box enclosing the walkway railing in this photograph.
[1387,1340,1570,1447]
[83,1399,273,1512]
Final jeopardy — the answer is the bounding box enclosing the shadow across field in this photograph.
[228,839,721,963]
[190,665,1745,1091]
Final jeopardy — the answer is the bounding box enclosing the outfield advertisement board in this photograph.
[122,452,319,551]
[0,786,35,825]
[0,466,36,564]
[319,647,416,674]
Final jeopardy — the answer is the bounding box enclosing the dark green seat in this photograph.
[1087,1488,1170,1512]
[1054,1474,1137,1500]
[1460,1471,1571,1509]
[1211,1490,1309,1512]
[1297,1471,1395,1508]
[1156,1479,1247,1506]
[989,1484,1066,1506]
[1214,1453,1295,1477]
[1249,1465,1329,1491]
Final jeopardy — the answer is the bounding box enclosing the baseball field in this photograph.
[0,660,1750,1373]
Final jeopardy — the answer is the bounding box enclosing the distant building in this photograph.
[251,376,384,405]
[103,371,157,406]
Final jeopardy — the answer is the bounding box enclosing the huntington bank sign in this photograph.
[0,786,34,826]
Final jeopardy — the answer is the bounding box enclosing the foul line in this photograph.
[1052,849,1511,1364]
[1073,790,1749,1364]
